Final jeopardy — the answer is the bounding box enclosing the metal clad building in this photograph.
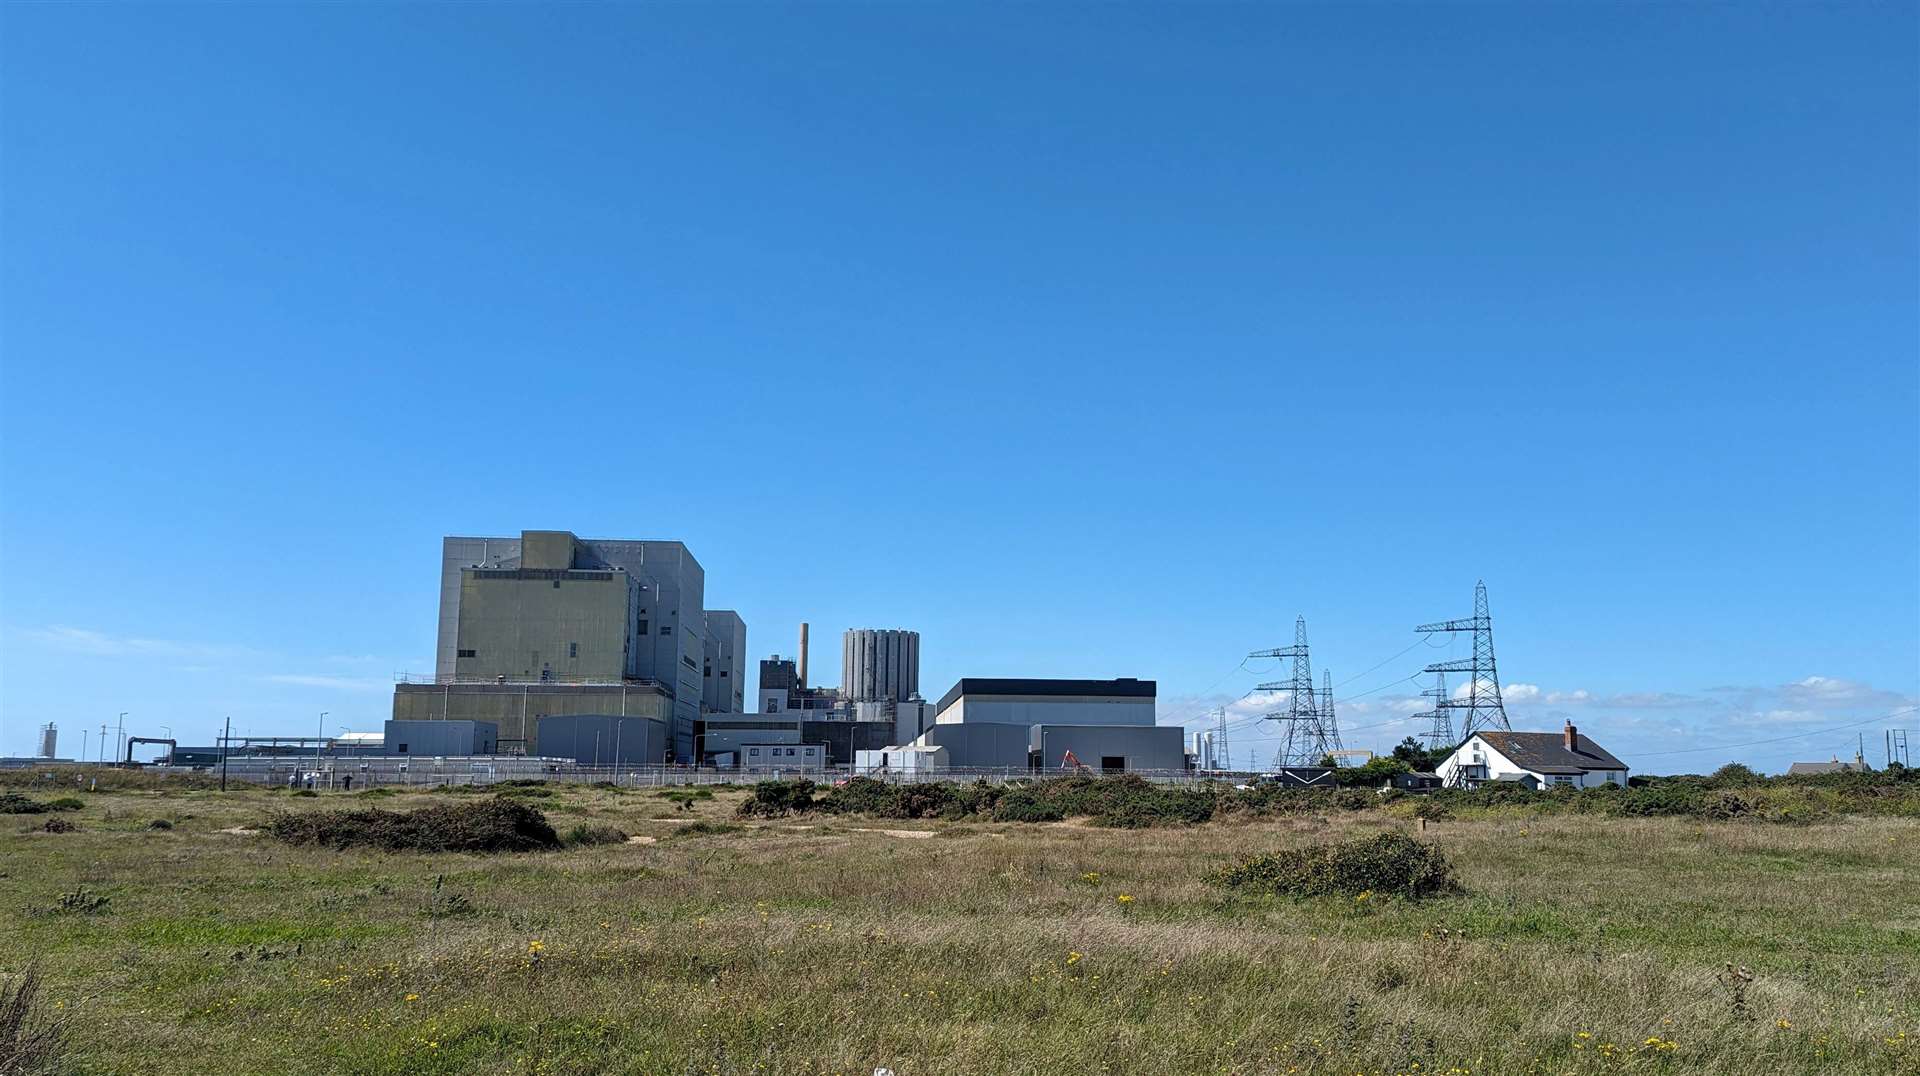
[385,720,498,756]
[1029,724,1185,772]
[533,715,670,766]
[842,629,919,703]
[933,678,1156,727]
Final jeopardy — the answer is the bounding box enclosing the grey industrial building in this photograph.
[534,715,670,767]
[393,530,744,762]
[843,629,920,703]
[898,678,1186,772]
[385,720,497,756]
[698,716,896,766]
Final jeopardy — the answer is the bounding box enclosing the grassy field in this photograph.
[3,778,1916,1075]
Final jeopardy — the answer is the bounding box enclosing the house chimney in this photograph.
[798,623,809,688]
[1563,721,1578,751]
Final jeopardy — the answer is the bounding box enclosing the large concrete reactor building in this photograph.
[393,530,744,763]
[842,629,920,703]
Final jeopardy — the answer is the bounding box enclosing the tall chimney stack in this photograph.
[798,623,810,688]
[1563,721,1578,751]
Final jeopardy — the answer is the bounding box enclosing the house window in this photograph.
[1551,775,1574,786]
[552,580,561,589]
[749,748,761,757]
[660,625,672,636]
[397,744,409,754]
[457,649,476,658]
[568,643,578,658]
[638,620,649,635]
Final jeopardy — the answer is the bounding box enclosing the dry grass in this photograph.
[1,780,1914,1075]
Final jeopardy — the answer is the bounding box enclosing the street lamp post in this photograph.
[316,712,329,787]
[117,713,127,767]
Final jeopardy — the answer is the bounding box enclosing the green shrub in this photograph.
[564,823,629,847]
[43,798,84,812]
[146,818,174,831]
[493,785,555,799]
[991,787,1066,823]
[1207,832,1460,900]
[668,820,744,838]
[736,779,818,818]
[819,778,958,819]
[0,793,50,815]
[263,797,561,853]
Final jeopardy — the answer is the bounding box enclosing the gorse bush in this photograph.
[1208,832,1460,900]
[741,768,1920,828]
[263,797,561,853]
[0,793,81,815]
[736,779,819,817]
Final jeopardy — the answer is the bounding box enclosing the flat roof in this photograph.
[936,677,1156,715]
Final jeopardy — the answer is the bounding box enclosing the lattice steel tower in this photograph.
[1211,707,1233,773]
[1416,671,1454,752]
[1416,581,1509,744]
[1249,616,1339,768]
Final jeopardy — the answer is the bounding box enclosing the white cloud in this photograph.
[21,625,261,661]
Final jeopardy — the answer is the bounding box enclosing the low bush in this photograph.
[669,820,744,838]
[42,798,84,812]
[1207,832,1459,900]
[146,818,174,831]
[263,797,561,853]
[736,779,818,818]
[564,823,629,847]
[0,793,50,814]
[41,818,77,834]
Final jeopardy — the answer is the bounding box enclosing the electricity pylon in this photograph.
[1250,616,1338,768]
[1417,581,1509,785]
[1416,671,1455,752]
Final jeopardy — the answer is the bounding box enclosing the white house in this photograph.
[1436,722,1627,789]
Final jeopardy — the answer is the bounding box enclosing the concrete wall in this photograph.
[1029,724,1186,772]
[936,696,1156,728]
[384,720,497,756]
[393,683,670,755]
[533,715,669,766]
[434,532,710,763]
[452,569,637,682]
[702,611,747,713]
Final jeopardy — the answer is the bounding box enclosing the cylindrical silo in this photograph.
[841,629,920,703]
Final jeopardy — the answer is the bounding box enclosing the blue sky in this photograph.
[2,3,1914,772]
